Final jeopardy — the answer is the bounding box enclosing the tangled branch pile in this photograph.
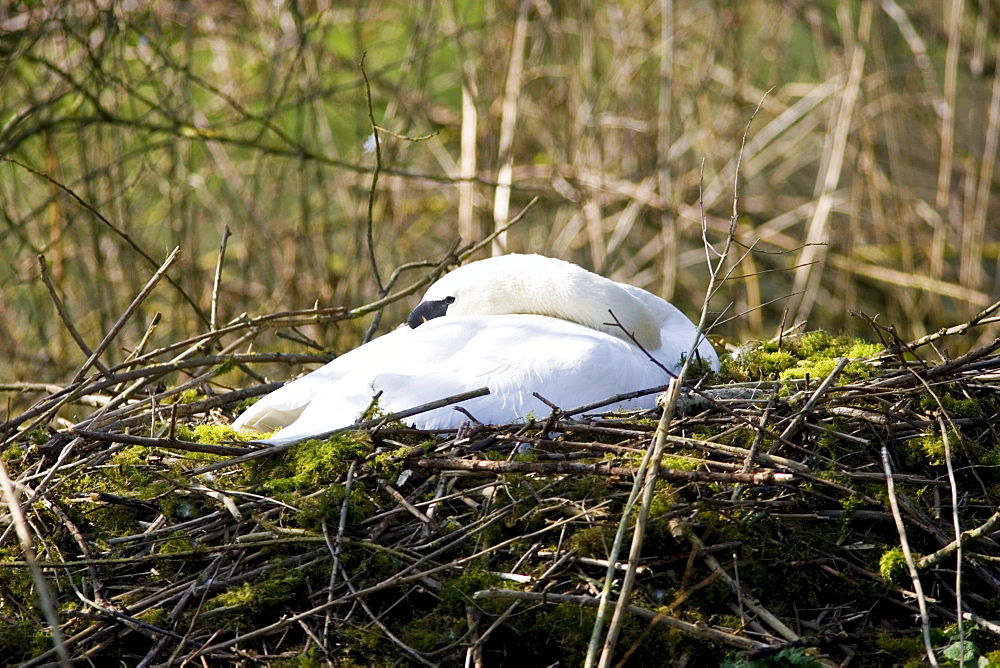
[2,306,1000,666]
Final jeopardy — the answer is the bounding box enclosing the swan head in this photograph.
[407,254,663,351]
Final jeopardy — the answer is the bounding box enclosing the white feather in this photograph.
[232,254,718,444]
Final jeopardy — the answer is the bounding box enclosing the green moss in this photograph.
[232,397,260,413]
[560,475,613,501]
[137,606,169,628]
[721,646,824,667]
[731,331,882,383]
[0,553,41,612]
[569,524,615,558]
[399,611,463,653]
[646,482,680,520]
[158,531,197,554]
[906,434,946,466]
[174,424,255,444]
[0,620,51,663]
[210,568,307,624]
[2,443,24,461]
[171,388,203,404]
[254,432,372,493]
[216,356,239,375]
[370,446,409,480]
[874,629,930,662]
[23,429,50,446]
[439,568,501,616]
[661,455,698,471]
[918,391,979,417]
[879,547,908,582]
[295,482,375,530]
[731,346,798,380]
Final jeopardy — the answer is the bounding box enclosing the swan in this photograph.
[232,254,718,444]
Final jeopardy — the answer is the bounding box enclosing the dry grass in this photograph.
[2,1,999,388]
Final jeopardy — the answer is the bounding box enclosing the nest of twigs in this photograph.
[3,309,1000,667]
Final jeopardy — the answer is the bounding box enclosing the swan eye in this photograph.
[407,296,455,329]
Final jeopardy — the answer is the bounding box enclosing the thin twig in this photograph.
[72,246,181,383]
[881,446,939,667]
[210,226,231,332]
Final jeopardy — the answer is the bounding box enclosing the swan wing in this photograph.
[235,315,676,444]
[230,326,412,435]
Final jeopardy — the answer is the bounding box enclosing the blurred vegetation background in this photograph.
[2,0,999,388]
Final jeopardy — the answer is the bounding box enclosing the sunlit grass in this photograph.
[1,0,997,392]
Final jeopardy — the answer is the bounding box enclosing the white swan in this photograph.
[232,254,718,444]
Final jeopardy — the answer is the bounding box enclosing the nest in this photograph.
[3,314,1000,666]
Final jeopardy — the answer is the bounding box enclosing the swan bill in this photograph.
[407,296,455,329]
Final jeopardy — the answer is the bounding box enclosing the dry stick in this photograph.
[70,429,254,457]
[457,64,478,245]
[596,379,685,667]
[891,298,1000,354]
[789,0,870,324]
[689,531,798,642]
[186,386,491,477]
[410,457,791,484]
[3,350,313,439]
[657,0,676,291]
[209,226,231,332]
[347,571,437,667]
[73,337,253,433]
[359,52,386,343]
[730,379,781,502]
[491,0,530,256]
[473,589,769,652]
[937,381,967,635]
[121,312,162,371]
[0,456,70,665]
[183,505,591,661]
[881,446,939,667]
[936,0,961,212]
[935,404,965,649]
[72,246,181,384]
[324,460,356,640]
[768,356,849,453]
[31,489,106,604]
[918,511,1000,571]
[872,336,1000,391]
[474,550,579,653]
[972,38,1000,283]
[38,254,111,379]
[592,91,768,668]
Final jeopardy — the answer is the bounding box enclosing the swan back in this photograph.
[418,254,663,351]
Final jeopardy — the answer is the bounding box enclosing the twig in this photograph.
[881,446,938,667]
[474,589,770,651]
[0,455,70,665]
[210,226,231,332]
[71,429,255,457]
[769,356,850,451]
[37,254,110,379]
[72,246,181,383]
[491,0,530,255]
[409,456,792,484]
[592,89,769,668]
[360,52,386,343]
[186,386,492,476]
